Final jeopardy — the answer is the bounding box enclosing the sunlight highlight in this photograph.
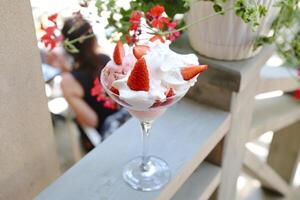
[293,161,300,187]
[45,84,52,97]
[48,97,68,114]
[246,142,268,158]
[255,90,283,100]
[266,54,284,67]
[237,176,247,190]
[258,131,274,144]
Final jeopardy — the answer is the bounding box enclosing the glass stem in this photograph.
[140,121,152,170]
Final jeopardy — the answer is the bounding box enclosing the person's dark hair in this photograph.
[62,17,98,70]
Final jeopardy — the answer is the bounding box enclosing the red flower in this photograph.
[126,5,180,43]
[125,34,133,44]
[48,13,58,23]
[151,17,169,29]
[103,99,118,110]
[166,21,180,42]
[146,5,170,30]
[129,23,139,31]
[90,78,103,96]
[43,26,56,35]
[40,13,62,50]
[294,89,300,100]
[129,11,141,24]
[127,11,142,44]
[40,25,61,50]
[149,5,165,18]
[167,21,177,29]
[129,11,141,31]
[145,12,153,21]
[41,35,57,50]
[90,77,117,110]
[166,31,180,42]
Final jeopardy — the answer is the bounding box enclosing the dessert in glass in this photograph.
[100,36,208,191]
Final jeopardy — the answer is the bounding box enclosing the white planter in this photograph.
[186,0,277,60]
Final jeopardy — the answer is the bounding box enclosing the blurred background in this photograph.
[31,0,132,171]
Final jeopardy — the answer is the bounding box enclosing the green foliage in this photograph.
[95,0,267,42]
[62,39,80,53]
[94,0,299,67]
[255,0,300,67]
[196,0,267,27]
[209,0,227,13]
[277,31,300,68]
[95,0,189,42]
[233,0,267,30]
[61,33,95,54]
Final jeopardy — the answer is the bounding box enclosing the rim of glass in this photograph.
[100,67,188,100]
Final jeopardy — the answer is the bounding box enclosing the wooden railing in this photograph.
[35,34,300,200]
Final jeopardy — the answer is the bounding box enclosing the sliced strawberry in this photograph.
[110,86,119,95]
[151,88,175,108]
[181,65,208,81]
[133,45,150,59]
[165,88,174,98]
[149,35,164,43]
[151,100,162,108]
[161,88,175,106]
[113,40,125,65]
[127,58,150,91]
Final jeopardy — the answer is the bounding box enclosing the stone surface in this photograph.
[0,1,60,200]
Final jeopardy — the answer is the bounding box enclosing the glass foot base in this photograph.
[123,156,171,191]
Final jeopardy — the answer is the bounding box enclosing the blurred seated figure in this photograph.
[57,17,129,152]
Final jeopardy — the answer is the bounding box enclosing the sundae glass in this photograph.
[101,36,207,191]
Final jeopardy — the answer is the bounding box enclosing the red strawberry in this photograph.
[113,40,125,65]
[110,86,119,95]
[162,88,175,106]
[151,88,175,108]
[165,88,174,98]
[181,65,208,81]
[127,58,150,91]
[149,35,165,43]
[133,45,150,59]
[151,100,162,108]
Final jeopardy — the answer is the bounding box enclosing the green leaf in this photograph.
[213,4,223,13]
[66,43,79,53]
[258,5,267,17]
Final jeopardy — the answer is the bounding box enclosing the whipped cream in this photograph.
[103,40,200,110]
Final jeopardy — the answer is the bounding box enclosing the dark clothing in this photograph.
[71,54,117,135]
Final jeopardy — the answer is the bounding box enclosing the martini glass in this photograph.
[101,69,188,191]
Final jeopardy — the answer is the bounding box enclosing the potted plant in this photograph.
[186,0,278,60]
[94,0,299,66]
[95,0,270,60]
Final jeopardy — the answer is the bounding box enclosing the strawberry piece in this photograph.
[181,65,208,81]
[127,58,150,91]
[151,88,175,108]
[113,40,125,65]
[110,86,119,95]
[151,100,162,108]
[133,45,150,59]
[149,35,164,43]
[165,88,174,98]
[161,88,175,106]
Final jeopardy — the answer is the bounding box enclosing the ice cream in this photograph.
[102,37,208,112]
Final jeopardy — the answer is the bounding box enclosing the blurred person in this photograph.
[58,17,129,152]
